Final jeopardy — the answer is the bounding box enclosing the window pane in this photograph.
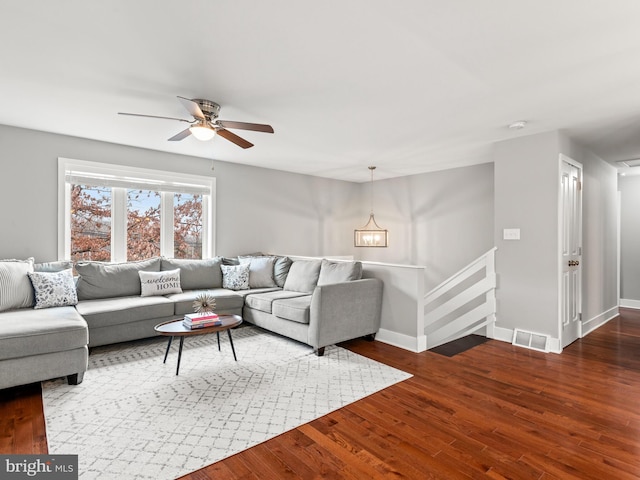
[71,185,112,262]
[174,193,203,259]
[127,189,161,261]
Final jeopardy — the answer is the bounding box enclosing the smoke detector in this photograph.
[508,121,527,130]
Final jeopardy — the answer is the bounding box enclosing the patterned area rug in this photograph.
[42,325,411,479]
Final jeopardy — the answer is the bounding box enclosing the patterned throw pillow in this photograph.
[0,258,35,311]
[221,263,250,291]
[27,269,78,309]
[139,269,182,297]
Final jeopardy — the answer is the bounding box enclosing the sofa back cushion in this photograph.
[0,258,35,311]
[317,259,363,286]
[161,257,222,290]
[283,260,321,293]
[76,257,161,300]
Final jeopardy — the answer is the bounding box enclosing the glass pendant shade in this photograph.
[190,124,216,141]
[354,213,388,247]
[354,166,388,247]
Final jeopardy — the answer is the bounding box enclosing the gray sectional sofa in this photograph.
[0,255,383,390]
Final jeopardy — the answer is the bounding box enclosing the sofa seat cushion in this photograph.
[272,296,312,324]
[244,290,308,314]
[165,289,245,315]
[0,306,88,361]
[75,295,175,329]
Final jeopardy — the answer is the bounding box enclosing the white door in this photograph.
[560,158,582,348]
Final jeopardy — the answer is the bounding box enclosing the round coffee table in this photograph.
[154,314,243,375]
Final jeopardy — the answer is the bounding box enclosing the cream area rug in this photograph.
[42,325,411,480]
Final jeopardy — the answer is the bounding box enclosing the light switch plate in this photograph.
[503,228,521,240]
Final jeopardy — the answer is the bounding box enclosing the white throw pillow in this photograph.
[27,269,78,309]
[221,263,250,291]
[139,269,182,297]
[0,258,35,311]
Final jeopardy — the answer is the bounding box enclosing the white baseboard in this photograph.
[375,328,427,353]
[620,299,640,309]
[581,306,619,337]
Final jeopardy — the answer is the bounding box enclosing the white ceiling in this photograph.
[2,1,640,182]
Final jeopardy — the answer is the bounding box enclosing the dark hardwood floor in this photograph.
[2,308,640,479]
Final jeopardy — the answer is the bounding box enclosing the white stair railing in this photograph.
[424,247,497,349]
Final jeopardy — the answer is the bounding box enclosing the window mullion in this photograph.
[112,187,127,262]
[160,192,174,257]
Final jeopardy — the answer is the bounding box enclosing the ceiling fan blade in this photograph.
[217,128,254,149]
[118,112,192,123]
[216,120,274,133]
[168,128,192,141]
[177,96,205,120]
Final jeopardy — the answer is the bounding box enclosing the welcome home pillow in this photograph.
[221,263,250,291]
[139,269,182,297]
[27,269,78,309]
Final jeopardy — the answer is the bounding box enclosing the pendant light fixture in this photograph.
[354,166,388,247]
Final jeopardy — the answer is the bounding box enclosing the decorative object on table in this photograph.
[354,166,389,247]
[186,293,220,329]
[192,293,216,314]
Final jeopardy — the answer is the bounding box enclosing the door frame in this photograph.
[557,154,583,348]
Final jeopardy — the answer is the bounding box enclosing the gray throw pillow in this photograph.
[317,259,363,285]
[161,257,222,289]
[75,257,161,300]
[0,258,35,311]
[274,256,293,287]
[239,256,277,288]
[283,260,322,293]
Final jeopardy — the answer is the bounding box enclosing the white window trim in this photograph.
[58,157,216,261]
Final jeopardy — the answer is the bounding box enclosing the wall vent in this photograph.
[512,329,549,352]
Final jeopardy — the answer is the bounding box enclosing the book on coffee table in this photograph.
[183,312,222,329]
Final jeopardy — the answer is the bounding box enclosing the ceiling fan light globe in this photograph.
[189,125,216,141]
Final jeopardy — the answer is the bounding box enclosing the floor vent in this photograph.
[512,329,549,352]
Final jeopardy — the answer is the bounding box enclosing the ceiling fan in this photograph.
[118,96,274,149]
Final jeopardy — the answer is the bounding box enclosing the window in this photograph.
[58,158,215,262]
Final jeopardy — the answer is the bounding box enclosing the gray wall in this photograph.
[352,163,495,291]
[493,130,618,343]
[493,131,561,338]
[620,174,640,301]
[0,124,360,261]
